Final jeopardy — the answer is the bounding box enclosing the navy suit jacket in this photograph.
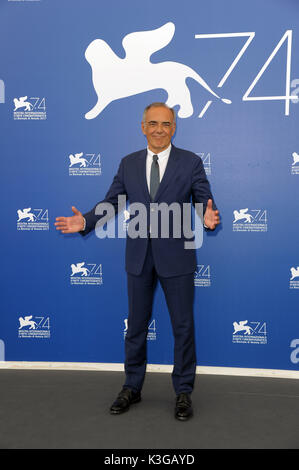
[81,145,216,277]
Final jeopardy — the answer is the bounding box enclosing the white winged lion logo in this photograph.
[292,152,299,166]
[233,209,253,224]
[85,22,231,120]
[233,321,253,336]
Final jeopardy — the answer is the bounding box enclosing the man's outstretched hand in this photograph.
[55,206,85,234]
[204,199,220,230]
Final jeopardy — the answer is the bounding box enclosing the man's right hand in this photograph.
[55,206,85,233]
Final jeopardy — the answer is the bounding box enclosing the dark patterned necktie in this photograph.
[150,154,160,201]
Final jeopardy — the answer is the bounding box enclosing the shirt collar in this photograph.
[147,144,171,162]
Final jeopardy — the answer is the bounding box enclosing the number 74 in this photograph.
[195,30,294,116]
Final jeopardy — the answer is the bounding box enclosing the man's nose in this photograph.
[155,123,164,132]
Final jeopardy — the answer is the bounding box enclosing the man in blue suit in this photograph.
[55,102,220,420]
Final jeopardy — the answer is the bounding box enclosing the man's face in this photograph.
[141,106,176,154]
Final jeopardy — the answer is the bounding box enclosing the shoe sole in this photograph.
[175,412,193,421]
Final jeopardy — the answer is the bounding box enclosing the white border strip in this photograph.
[0,361,298,379]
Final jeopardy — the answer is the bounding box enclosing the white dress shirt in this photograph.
[146,144,171,192]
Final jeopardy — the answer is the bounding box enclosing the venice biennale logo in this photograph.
[85,26,298,119]
[84,22,231,120]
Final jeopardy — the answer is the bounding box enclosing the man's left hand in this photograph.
[204,199,220,230]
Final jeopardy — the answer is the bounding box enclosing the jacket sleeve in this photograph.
[80,158,127,236]
[191,156,217,225]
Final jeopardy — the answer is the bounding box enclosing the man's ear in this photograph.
[141,121,146,135]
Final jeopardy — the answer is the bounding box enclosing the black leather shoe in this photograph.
[175,393,193,421]
[110,387,141,415]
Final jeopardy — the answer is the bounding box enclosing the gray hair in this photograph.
[142,102,176,124]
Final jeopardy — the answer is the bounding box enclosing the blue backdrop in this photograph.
[0,0,298,371]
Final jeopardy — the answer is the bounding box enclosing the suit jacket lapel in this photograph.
[138,149,151,202]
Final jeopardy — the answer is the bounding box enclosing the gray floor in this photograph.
[0,369,298,449]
